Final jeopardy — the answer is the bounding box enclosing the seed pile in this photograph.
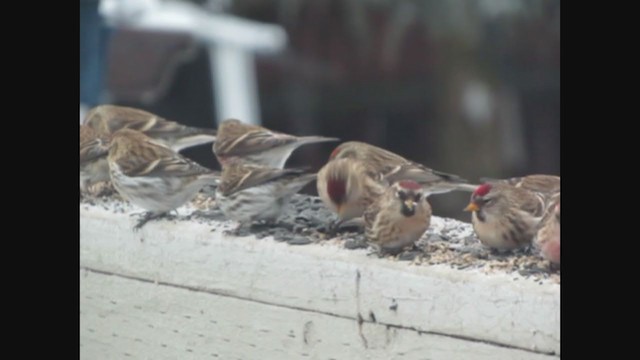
[81,189,560,284]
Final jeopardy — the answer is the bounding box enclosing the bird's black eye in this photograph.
[483,198,493,205]
[397,191,407,200]
[414,194,422,202]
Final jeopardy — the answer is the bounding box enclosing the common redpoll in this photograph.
[215,160,317,231]
[84,105,217,152]
[213,119,339,168]
[80,124,110,194]
[328,141,476,194]
[480,174,560,195]
[464,183,546,251]
[364,180,431,255]
[316,157,386,226]
[108,129,220,229]
[535,199,560,264]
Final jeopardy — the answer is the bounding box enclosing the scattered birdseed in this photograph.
[80,192,560,282]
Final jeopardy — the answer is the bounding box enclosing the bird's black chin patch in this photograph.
[401,206,415,217]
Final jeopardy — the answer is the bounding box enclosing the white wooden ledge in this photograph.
[80,202,560,359]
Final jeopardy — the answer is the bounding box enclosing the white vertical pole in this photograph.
[210,45,261,126]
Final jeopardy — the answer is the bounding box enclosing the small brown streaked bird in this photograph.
[215,160,317,233]
[83,104,217,152]
[213,119,339,168]
[80,124,111,195]
[480,174,560,196]
[464,183,546,251]
[364,180,431,255]
[328,141,476,194]
[316,157,386,228]
[535,199,560,265]
[107,129,220,230]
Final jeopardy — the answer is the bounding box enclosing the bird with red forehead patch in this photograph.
[317,157,385,229]
[480,174,560,196]
[213,119,339,169]
[464,183,547,251]
[364,180,432,255]
[534,197,560,265]
[328,141,476,194]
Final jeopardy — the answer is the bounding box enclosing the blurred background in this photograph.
[80,0,560,221]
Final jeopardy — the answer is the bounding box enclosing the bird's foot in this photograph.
[133,212,166,231]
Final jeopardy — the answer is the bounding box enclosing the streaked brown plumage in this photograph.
[80,124,111,194]
[480,174,560,196]
[464,183,546,250]
[108,129,219,229]
[329,141,475,194]
[535,198,560,264]
[213,119,339,168]
[364,180,431,255]
[216,161,317,228]
[316,157,385,224]
[84,105,217,152]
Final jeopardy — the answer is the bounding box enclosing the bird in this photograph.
[215,160,317,233]
[364,180,431,255]
[534,198,560,265]
[80,124,111,195]
[463,183,547,251]
[316,157,386,230]
[83,104,217,152]
[213,118,339,168]
[480,174,560,196]
[107,128,220,230]
[327,141,476,194]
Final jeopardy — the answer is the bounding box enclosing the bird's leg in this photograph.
[397,245,422,261]
[365,244,382,258]
[133,212,166,231]
[519,244,534,255]
[327,219,342,237]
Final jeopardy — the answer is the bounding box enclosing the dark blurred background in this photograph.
[81,0,559,221]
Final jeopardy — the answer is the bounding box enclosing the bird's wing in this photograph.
[80,137,110,164]
[219,166,309,196]
[116,140,213,178]
[215,129,297,156]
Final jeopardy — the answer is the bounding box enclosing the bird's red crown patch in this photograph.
[474,183,492,196]
[398,180,421,190]
[329,147,342,160]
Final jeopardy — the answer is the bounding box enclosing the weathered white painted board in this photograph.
[81,270,558,360]
[80,203,560,357]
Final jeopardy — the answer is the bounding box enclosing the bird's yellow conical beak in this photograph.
[464,202,479,212]
[404,200,415,212]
